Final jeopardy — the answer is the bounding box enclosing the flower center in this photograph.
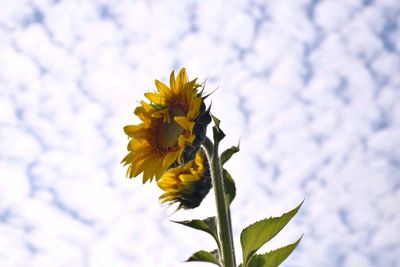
[157,104,186,148]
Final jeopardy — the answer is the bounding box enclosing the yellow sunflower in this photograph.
[122,68,211,183]
[157,150,211,209]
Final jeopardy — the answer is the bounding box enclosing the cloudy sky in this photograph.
[1,0,399,266]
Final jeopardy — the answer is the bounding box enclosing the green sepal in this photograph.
[200,83,217,100]
[213,126,225,144]
[221,143,240,165]
[211,113,221,128]
[247,236,302,267]
[240,201,303,267]
[211,114,225,144]
[149,102,165,111]
[173,217,220,248]
[186,249,220,266]
[223,169,236,205]
[182,102,211,164]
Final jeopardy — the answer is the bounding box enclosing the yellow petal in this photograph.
[124,125,141,134]
[130,158,149,178]
[124,125,147,138]
[134,107,147,121]
[121,152,135,165]
[187,98,201,120]
[179,174,199,183]
[142,156,159,183]
[140,100,155,112]
[176,136,190,164]
[174,116,195,132]
[152,107,170,123]
[169,70,176,92]
[154,157,165,181]
[176,68,187,88]
[127,139,148,151]
[144,92,164,104]
[184,79,197,100]
[158,178,177,190]
[126,164,132,177]
[155,80,171,96]
[162,150,179,169]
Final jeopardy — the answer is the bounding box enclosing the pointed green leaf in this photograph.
[223,169,236,205]
[211,114,221,127]
[211,114,225,143]
[186,250,221,266]
[240,201,303,266]
[173,217,220,247]
[221,143,240,165]
[248,237,302,267]
[213,126,225,144]
[202,88,217,100]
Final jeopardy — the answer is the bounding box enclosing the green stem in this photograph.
[203,137,236,267]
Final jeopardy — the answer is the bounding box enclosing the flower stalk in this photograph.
[202,137,236,267]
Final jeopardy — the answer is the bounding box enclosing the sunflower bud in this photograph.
[157,150,211,209]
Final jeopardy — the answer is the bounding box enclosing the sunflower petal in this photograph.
[163,150,179,169]
[124,125,147,138]
[134,107,148,121]
[174,116,195,132]
[145,92,164,104]
[155,79,171,96]
[152,107,170,123]
[187,98,202,120]
[176,68,188,87]
[169,70,176,91]
[179,174,199,183]
[184,79,197,100]
[121,152,135,165]
[127,139,148,151]
[154,157,165,180]
[142,158,158,183]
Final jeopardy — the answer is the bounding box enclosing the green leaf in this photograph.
[221,143,240,165]
[247,237,302,267]
[240,201,303,266]
[211,114,225,143]
[211,114,221,127]
[213,126,225,144]
[223,169,236,205]
[173,217,220,247]
[186,250,220,266]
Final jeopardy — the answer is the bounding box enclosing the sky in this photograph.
[0,0,399,266]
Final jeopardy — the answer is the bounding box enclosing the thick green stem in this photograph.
[203,137,236,267]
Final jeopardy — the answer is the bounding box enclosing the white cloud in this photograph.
[0,0,399,266]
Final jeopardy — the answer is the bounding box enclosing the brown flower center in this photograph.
[147,103,188,155]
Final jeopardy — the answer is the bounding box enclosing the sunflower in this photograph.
[157,150,211,209]
[122,68,211,183]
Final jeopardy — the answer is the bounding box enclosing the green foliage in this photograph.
[173,217,220,248]
[247,237,302,267]
[211,113,221,127]
[186,250,220,266]
[211,114,225,144]
[223,169,236,205]
[240,201,303,267]
[221,144,239,206]
[221,144,240,166]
